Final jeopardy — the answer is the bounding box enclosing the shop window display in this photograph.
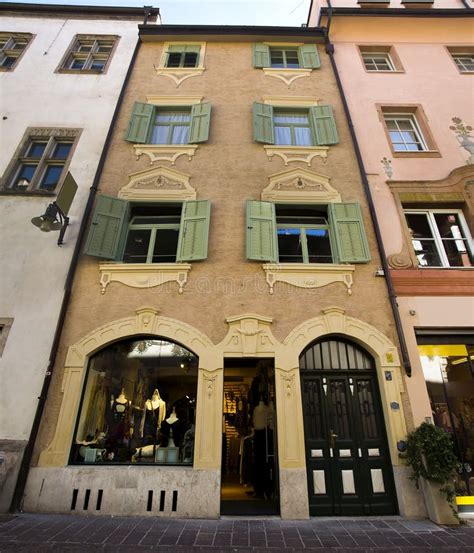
[71,337,198,465]
[418,340,474,498]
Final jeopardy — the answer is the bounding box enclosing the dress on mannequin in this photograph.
[140,389,166,445]
[160,407,185,447]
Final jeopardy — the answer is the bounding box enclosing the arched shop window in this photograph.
[70,337,198,466]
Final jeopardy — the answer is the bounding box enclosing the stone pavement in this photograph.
[0,513,473,552]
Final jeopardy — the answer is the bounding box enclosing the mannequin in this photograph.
[106,389,131,459]
[252,398,272,498]
[252,400,271,430]
[140,388,166,444]
[159,407,184,447]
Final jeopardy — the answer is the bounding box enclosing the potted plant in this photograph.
[405,422,461,525]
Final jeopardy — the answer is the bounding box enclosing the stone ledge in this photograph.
[262,263,355,295]
[99,263,191,294]
[134,144,198,165]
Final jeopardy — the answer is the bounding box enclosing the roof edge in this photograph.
[139,24,327,38]
[0,2,160,18]
[319,6,473,17]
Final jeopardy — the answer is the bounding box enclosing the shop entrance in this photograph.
[220,358,279,516]
[300,338,397,516]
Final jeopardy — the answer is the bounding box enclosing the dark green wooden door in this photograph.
[300,339,397,516]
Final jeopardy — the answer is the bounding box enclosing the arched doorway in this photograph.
[299,336,397,516]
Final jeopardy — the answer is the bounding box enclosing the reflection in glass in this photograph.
[419,343,474,497]
[72,337,198,465]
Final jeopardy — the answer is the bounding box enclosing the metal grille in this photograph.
[300,338,375,371]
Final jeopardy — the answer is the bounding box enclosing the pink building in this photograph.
[309,0,474,519]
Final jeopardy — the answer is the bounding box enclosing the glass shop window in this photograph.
[71,337,198,466]
[418,341,474,498]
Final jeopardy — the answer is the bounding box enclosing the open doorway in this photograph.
[220,358,279,516]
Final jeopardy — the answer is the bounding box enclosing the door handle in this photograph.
[328,429,338,448]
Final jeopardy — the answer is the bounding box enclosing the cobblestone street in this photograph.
[0,514,473,552]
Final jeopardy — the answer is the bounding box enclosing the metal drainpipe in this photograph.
[9,35,143,514]
[323,2,412,377]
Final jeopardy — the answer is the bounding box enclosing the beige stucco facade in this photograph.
[24,30,421,519]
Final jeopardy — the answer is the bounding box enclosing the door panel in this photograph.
[301,372,397,516]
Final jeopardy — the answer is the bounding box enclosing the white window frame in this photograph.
[361,51,395,72]
[384,113,428,152]
[450,52,474,73]
[404,208,474,268]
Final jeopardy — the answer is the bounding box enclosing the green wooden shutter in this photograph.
[309,105,339,145]
[177,200,211,261]
[84,195,129,260]
[329,203,371,263]
[246,200,277,262]
[189,102,211,143]
[253,102,275,144]
[124,101,154,144]
[300,44,321,69]
[252,43,270,68]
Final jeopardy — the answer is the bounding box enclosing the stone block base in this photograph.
[23,466,221,518]
[393,465,427,518]
[0,440,27,513]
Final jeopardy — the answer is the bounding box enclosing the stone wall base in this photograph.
[0,440,27,513]
[23,466,221,518]
[393,465,427,519]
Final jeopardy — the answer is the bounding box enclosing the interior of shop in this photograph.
[70,337,198,465]
[220,358,279,516]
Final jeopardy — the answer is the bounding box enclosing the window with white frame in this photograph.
[2,129,79,193]
[269,47,301,68]
[274,110,313,146]
[361,51,395,72]
[384,114,428,152]
[404,209,473,268]
[59,35,118,73]
[450,51,474,73]
[0,32,32,70]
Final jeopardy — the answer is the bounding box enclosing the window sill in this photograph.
[155,66,205,87]
[0,189,56,197]
[99,262,191,294]
[391,150,441,158]
[134,144,198,165]
[365,70,405,74]
[262,67,312,87]
[262,263,355,295]
[263,145,329,166]
[56,68,105,75]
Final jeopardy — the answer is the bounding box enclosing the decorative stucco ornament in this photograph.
[449,117,474,164]
[381,157,393,178]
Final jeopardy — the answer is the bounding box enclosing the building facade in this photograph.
[22,24,423,519]
[308,0,474,517]
[0,3,159,512]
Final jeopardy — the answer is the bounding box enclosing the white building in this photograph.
[0,2,160,512]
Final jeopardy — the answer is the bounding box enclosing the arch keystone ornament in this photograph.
[221,314,276,357]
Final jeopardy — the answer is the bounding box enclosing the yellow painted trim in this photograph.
[98,263,191,295]
[262,68,311,87]
[262,95,320,107]
[118,165,196,201]
[263,263,354,295]
[456,497,474,505]
[262,167,341,203]
[263,145,328,166]
[146,95,203,106]
[133,144,198,165]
